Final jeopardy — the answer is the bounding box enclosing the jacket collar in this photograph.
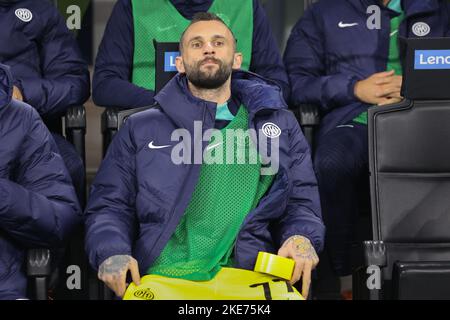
[154,70,287,132]
[0,64,13,110]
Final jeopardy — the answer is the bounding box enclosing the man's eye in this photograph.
[191,42,202,48]
[214,41,224,47]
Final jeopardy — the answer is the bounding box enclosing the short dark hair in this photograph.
[179,12,237,53]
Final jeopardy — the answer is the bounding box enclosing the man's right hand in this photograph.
[98,255,141,298]
[354,70,403,105]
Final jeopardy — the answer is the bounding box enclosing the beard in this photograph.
[184,56,233,89]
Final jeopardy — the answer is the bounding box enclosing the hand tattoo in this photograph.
[98,255,131,278]
[286,236,319,261]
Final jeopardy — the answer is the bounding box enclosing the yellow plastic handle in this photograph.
[254,252,295,280]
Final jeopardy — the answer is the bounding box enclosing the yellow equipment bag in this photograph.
[123,252,304,300]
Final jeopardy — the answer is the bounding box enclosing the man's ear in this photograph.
[175,56,185,73]
[232,52,243,70]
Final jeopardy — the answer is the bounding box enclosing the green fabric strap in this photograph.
[353,0,404,125]
[131,0,253,91]
[147,105,275,281]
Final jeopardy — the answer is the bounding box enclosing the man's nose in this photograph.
[203,42,215,55]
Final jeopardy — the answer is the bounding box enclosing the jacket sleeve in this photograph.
[14,5,90,118]
[92,0,155,109]
[274,111,325,253]
[84,119,138,270]
[0,105,81,248]
[250,0,290,102]
[283,4,360,112]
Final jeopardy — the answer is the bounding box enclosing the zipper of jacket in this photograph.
[147,103,209,266]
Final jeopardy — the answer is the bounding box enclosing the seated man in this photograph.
[0,64,81,300]
[92,0,290,109]
[0,0,90,199]
[85,13,324,299]
[284,0,450,298]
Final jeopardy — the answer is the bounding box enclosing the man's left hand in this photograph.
[277,235,319,299]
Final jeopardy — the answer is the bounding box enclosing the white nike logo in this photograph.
[206,142,223,151]
[157,25,177,32]
[390,30,399,37]
[148,141,171,149]
[338,21,359,28]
